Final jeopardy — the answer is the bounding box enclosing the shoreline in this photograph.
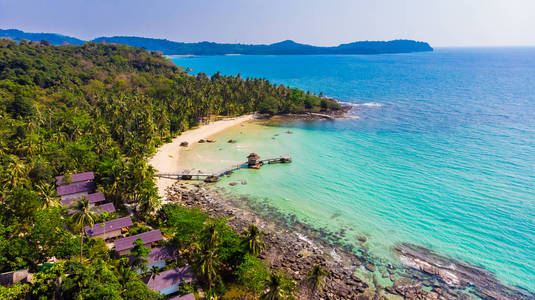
[164,183,534,300]
[167,183,373,299]
[149,114,254,199]
[150,113,533,299]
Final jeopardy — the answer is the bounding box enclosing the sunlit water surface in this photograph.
[172,49,535,291]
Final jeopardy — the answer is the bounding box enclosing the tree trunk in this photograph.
[80,230,84,263]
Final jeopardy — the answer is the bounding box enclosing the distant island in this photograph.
[1,28,433,55]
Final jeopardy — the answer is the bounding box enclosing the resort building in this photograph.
[61,191,106,206]
[56,181,96,200]
[168,294,195,300]
[56,171,94,186]
[115,229,164,256]
[0,269,31,286]
[145,266,195,296]
[85,216,133,240]
[247,153,260,166]
[131,246,176,273]
[95,202,116,214]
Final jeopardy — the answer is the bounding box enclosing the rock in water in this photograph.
[365,263,376,272]
[204,175,219,183]
[394,243,534,300]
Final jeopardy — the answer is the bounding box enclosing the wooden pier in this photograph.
[156,154,291,183]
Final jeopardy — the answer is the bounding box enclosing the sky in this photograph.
[1,0,534,47]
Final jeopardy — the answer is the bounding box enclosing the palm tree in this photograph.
[69,196,97,263]
[200,221,220,251]
[113,257,139,294]
[36,183,59,208]
[97,158,126,207]
[196,246,220,290]
[136,185,161,219]
[1,155,28,189]
[193,222,222,290]
[0,138,8,156]
[261,273,294,300]
[241,224,265,256]
[147,265,162,279]
[131,238,150,273]
[305,264,328,297]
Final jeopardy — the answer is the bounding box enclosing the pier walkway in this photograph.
[156,155,291,182]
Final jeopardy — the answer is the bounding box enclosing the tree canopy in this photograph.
[0,40,328,299]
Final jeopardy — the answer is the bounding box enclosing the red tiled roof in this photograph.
[85,216,133,237]
[56,172,94,186]
[56,181,96,196]
[115,229,163,252]
[146,266,194,291]
[61,192,105,206]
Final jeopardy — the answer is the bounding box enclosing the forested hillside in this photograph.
[1,29,433,55]
[0,39,337,299]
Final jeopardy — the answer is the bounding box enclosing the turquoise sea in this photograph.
[172,49,535,293]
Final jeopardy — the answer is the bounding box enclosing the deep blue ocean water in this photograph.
[172,49,535,292]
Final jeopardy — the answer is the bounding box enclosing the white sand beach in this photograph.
[149,115,254,198]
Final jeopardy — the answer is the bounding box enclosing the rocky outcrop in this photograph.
[394,243,534,300]
[164,182,535,300]
[166,183,370,299]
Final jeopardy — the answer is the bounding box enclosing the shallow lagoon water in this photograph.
[172,49,535,292]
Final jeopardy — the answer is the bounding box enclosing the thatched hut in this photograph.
[180,170,192,180]
[247,153,260,166]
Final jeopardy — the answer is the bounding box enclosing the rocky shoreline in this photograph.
[394,244,534,300]
[162,182,507,300]
[166,182,369,299]
[260,103,354,121]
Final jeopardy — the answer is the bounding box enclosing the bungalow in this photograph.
[57,181,96,200]
[131,246,175,273]
[115,229,163,256]
[147,246,175,269]
[169,293,195,300]
[85,216,133,240]
[95,202,116,214]
[247,153,262,168]
[56,172,94,186]
[0,269,31,286]
[145,266,194,296]
[61,191,106,206]
[66,197,113,215]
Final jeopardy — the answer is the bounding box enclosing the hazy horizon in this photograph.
[1,0,535,47]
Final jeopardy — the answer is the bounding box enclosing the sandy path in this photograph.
[149,115,254,199]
